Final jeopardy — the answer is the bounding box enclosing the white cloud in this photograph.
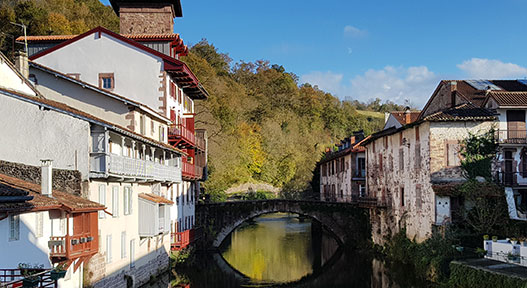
[457,58,527,79]
[343,25,367,37]
[301,65,439,108]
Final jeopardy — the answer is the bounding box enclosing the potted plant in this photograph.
[19,263,44,288]
[520,237,527,247]
[483,234,490,240]
[511,237,518,245]
[507,252,520,263]
[492,236,498,242]
[50,263,67,280]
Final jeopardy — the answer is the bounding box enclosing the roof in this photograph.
[389,111,420,126]
[109,0,182,17]
[29,61,171,124]
[320,135,367,164]
[0,173,104,213]
[18,33,180,42]
[364,104,496,145]
[0,87,186,156]
[423,103,497,122]
[0,52,41,98]
[138,193,174,205]
[27,27,205,99]
[485,91,527,107]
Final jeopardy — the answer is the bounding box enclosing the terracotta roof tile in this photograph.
[423,103,496,122]
[390,111,420,125]
[17,34,180,42]
[0,173,104,212]
[138,193,174,205]
[487,91,527,107]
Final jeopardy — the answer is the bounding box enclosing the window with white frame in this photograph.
[121,231,126,259]
[106,234,112,263]
[124,187,132,215]
[112,186,119,217]
[130,239,135,268]
[9,214,19,241]
[99,185,106,219]
[35,212,43,238]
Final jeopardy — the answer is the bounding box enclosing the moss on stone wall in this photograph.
[448,261,527,288]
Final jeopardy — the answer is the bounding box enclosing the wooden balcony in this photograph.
[496,129,527,144]
[171,227,203,251]
[48,234,97,260]
[169,124,195,149]
[182,161,197,180]
[103,154,182,183]
[195,132,206,151]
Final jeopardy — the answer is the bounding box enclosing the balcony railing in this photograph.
[182,161,196,179]
[195,164,204,180]
[320,195,379,207]
[495,171,527,187]
[169,124,195,146]
[106,154,181,183]
[171,227,203,251]
[195,134,206,151]
[48,234,97,259]
[496,129,527,144]
[0,269,58,288]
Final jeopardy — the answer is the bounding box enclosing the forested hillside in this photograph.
[0,1,405,201]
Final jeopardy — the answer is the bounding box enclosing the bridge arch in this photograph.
[195,199,371,249]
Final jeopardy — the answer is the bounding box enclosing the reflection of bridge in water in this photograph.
[195,199,377,249]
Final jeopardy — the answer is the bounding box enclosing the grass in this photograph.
[356,110,385,119]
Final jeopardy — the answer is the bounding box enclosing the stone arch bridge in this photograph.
[195,199,376,249]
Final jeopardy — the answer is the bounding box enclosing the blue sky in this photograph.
[101,0,527,108]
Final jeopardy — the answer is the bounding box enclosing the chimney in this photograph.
[14,51,29,79]
[404,107,412,124]
[450,81,457,108]
[111,1,183,35]
[41,159,53,197]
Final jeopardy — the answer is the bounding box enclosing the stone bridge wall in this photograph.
[195,200,371,249]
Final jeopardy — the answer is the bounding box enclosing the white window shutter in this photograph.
[99,185,106,219]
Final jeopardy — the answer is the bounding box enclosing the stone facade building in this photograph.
[365,80,498,244]
[319,131,367,202]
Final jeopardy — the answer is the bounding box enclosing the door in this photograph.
[435,196,451,225]
[507,110,526,141]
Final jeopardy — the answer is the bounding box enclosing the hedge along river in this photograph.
[149,212,427,287]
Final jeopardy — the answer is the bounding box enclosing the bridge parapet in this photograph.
[195,199,371,249]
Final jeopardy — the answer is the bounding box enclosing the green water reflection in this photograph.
[221,213,334,283]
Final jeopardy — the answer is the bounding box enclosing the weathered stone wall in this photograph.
[319,152,365,201]
[366,120,494,244]
[119,4,174,35]
[0,160,83,195]
[87,247,169,288]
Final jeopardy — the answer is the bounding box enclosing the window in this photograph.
[176,184,180,205]
[159,125,164,142]
[416,185,422,210]
[140,115,146,135]
[112,186,119,217]
[130,239,135,268]
[400,187,405,207]
[357,158,366,177]
[399,149,404,170]
[415,144,421,170]
[151,121,154,136]
[98,73,114,90]
[415,126,420,142]
[106,234,112,263]
[35,212,43,238]
[124,187,132,215]
[99,185,106,219]
[121,232,126,259]
[359,184,366,197]
[9,215,19,241]
[446,141,461,167]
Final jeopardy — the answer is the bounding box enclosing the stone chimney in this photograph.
[14,51,29,79]
[41,159,53,197]
[450,81,457,108]
[404,107,412,124]
[111,0,182,34]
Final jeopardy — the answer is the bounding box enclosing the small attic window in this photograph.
[99,73,114,90]
[28,74,37,84]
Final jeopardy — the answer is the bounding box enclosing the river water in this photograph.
[157,212,426,288]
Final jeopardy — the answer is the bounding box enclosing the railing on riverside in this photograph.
[107,154,181,182]
[171,227,203,251]
[320,195,380,207]
[169,124,195,146]
[0,269,57,288]
[496,129,527,144]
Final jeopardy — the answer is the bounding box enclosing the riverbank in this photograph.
[449,259,527,288]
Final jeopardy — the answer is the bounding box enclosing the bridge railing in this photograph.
[320,195,380,207]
